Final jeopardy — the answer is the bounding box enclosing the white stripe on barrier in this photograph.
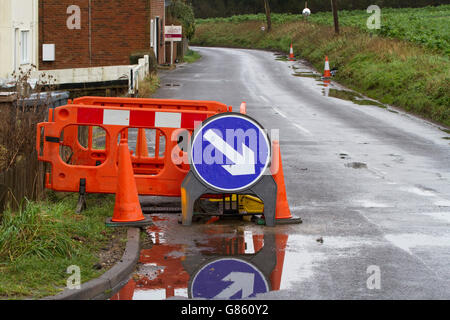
[155,112,181,128]
[104,109,130,126]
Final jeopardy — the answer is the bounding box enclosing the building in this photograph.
[0,0,39,79]
[38,0,167,70]
[1,0,167,83]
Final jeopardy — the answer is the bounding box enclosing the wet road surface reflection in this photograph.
[111,215,289,300]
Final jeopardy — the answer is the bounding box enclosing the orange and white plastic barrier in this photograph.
[37,97,230,197]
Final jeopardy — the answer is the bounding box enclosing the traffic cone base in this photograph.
[106,216,152,227]
[107,138,152,227]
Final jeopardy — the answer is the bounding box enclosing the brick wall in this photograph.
[39,0,159,70]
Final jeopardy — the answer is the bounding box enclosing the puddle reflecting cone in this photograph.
[136,128,149,158]
[111,279,136,300]
[270,234,289,291]
[289,43,295,61]
[323,56,331,78]
[107,139,151,227]
[323,79,331,97]
[270,140,292,220]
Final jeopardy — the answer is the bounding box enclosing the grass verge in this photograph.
[137,73,161,98]
[183,49,202,63]
[0,193,125,299]
[192,19,449,127]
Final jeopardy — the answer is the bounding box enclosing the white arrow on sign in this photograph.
[213,272,255,299]
[204,129,255,176]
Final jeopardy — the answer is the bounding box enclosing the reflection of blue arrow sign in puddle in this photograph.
[190,258,269,299]
[191,113,271,192]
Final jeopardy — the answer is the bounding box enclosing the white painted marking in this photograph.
[420,212,450,223]
[259,95,269,103]
[103,109,130,126]
[273,107,312,136]
[293,123,313,136]
[155,112,181,128]
[213,272,255,299]
[435,200,450,207]
[385,234,450,255]
[204,129,256,176]
[354,200,391,208]
[403,187,436,197]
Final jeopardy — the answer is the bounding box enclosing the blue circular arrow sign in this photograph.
[190,258,270,299]
[191,113,271,192]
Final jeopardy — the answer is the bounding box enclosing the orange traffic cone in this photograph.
[323,56,331,79]
[136,128,149,158]
[270,140,292,220]
[106,138,152,227]
[289,43,295,61]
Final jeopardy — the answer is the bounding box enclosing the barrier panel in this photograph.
[37,98,230,197]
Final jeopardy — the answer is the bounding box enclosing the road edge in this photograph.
[42,227,141,300]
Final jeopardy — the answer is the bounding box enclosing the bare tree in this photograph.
[264,0,271,32]
[331,0,340,34]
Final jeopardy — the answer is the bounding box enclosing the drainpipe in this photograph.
[89,0,92,66]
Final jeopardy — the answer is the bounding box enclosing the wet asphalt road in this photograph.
[120,47,450,300]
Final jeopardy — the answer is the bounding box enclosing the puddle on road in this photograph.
[292,72,321,79]
[288,61,392,112]
[345,162,368,169]
[111,215,292,300]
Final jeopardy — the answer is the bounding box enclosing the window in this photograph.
[20,30,29,64]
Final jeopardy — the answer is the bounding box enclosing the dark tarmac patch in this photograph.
[345,162,368,169]
[164,83,181,87]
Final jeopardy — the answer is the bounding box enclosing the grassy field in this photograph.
[0,194,124,299]
[192,6,450,127]
[197,5,450,55]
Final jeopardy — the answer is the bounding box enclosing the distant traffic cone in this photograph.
[136,128,149,158]
[270,140,292,220]
[106,138,152,227]
[289,43,295,61]
[323,56,332,79]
